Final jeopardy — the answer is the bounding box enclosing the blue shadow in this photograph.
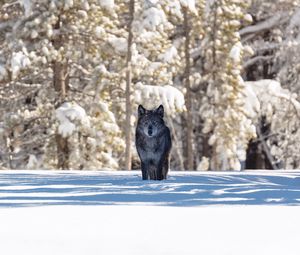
[0,171,300,207]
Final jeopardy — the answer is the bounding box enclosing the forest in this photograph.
[1,0,300,171]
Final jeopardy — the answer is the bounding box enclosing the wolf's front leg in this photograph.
[141,162,148,180]
[162,154,170,180]
[156,160,165,181]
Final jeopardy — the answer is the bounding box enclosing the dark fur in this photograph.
[135,105,172,180]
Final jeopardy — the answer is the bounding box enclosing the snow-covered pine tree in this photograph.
[124,0,134,170]
[239,0,300,169]
[200,0,256,170]
[1,0,124,169]
[244,79,300,169]
[117,0,187,169]
[133,0,206,170]
[181,0,205,170]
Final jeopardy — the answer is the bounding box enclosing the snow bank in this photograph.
[0,170,300,207]
[1,204,299,255]
[0,205,299,255]
[0,171,300,255]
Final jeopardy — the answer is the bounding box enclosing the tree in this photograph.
[123,0,187,169]
[0,0,125,169]
[201,0,256,170]
[183,6,193,170]
[240,1,300,169]
[124,0,134,171]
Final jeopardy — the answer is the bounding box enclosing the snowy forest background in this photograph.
[1,0,300,171]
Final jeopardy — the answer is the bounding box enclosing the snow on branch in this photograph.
[99,0,115,12]
[56,102,90,138]
[180,0,197,13]
[239,12,289,37]
[245,79,300,119]
[142,7,167,30]
[229,42,243,63]
[18,0,32,17]
[11,51,31,80]
[134,82,185,114]
[243,55,273,69]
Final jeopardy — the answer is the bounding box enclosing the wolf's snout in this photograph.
[148,125,153,136]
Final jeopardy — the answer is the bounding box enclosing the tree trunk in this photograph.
[55,133,69,169]
[52,16,70,169]
[124,0,134,170]
[167,116,184,171]
[53,61,68,98]
[209,1,220,170]
[183,7,194,170]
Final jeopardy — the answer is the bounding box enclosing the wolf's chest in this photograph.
[139,149,160,160]
[137,137,162,159]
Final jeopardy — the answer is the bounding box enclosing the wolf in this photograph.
[135,104,172,180]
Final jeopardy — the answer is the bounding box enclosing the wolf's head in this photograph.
[137,105,165,138]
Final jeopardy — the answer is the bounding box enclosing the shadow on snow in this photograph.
[0,171,300,207]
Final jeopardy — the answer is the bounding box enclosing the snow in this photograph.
[0,65,7,81]
[0,170,300,255]
[180,0,196,13]
[26,154,38,169]
[144,0,159,8]
[287,7,300,33]
[78,10,88,19]
[11,51,31,80]
[229,42,243,63]
[158,45,178,63]
[108,36,127,55]
[245,79,300,119]
[165,1,182,19]
[243,81,261,118]
[19,0,32,17]
[94,26,105,38]
[197,156,209,171]
[244,13,253,23]
[64,0,74,10]
[135,82,185,113]
[99,0,115,12]
[239,12,288,36]
[56,102,90,138]
[142,7,167,30]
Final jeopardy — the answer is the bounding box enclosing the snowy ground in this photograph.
[1,170,300,255]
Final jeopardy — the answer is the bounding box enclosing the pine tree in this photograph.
[201,0,256,170]
[1,0,125,169]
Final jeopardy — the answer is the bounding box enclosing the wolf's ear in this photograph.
[156,104,164,118]
[138,105,146,117]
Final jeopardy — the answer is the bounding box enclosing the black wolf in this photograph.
[135,105,172,180]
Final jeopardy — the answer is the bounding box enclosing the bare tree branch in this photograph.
[256,124,279,170]
[243,55,273,69]
[240,12,289,37]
